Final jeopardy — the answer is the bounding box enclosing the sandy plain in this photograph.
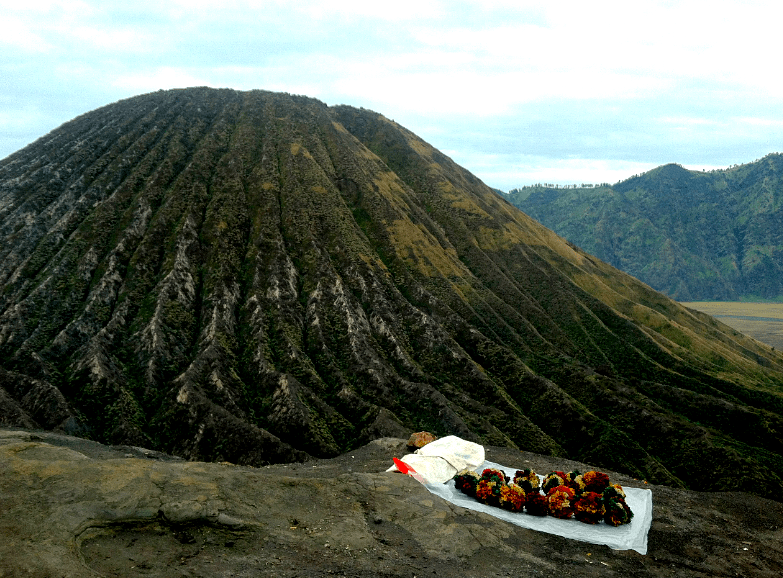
[681,302,783,350]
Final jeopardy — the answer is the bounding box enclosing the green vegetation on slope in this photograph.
[507,159,783,301]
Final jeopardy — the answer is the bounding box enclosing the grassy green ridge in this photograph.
[507,159,783,300]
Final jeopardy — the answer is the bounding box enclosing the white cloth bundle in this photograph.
[385,435,485,484]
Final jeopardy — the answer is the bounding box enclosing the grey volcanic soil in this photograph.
[1,428,781,577]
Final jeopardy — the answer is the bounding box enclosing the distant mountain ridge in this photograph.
[2,88,783,500]
[507,155,783,301]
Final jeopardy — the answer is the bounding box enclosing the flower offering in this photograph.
[451,463,634,527]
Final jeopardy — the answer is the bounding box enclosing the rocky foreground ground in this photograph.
[1,428,781,577]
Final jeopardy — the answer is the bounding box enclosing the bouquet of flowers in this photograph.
[475,468,508,507]
[565,470,586,494]
[573,491,605,524]
[499,484,526,512]
[453,469,481,497]
[542,471,567,494]
[525,492,549,516]
[582,470,610,494]
[604,496,634,526]
[547,485,576,519]
[602,484,634,526]
[513,468,540,494]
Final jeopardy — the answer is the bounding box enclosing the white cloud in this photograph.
[0,107,44,131]
[0,1,165,56]
[0,16,55,53]
[0,0,93,13]
[294,0,447,21]
[158,0,446,25]
[111,67,216,93]
[461,154,661,190]
[735,117,783,128]
[80,26,160,52]
[2,0,783,183]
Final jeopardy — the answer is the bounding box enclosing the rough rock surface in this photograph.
[1,428,781,578]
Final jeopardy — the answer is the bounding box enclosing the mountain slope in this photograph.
[1,88,783,498]
[508,157,783,300]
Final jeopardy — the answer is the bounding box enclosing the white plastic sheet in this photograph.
[423,460,653,554]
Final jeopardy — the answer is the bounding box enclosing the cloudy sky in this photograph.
[2,0,781,190]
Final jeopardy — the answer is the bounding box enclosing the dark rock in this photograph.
[407,431,438,449]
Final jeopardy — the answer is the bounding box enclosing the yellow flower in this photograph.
[499,484,526,512]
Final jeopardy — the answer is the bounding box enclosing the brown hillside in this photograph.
[1,88,782,499]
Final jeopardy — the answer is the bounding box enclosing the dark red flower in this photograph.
[574,491,605,524]
[525,492,549,516]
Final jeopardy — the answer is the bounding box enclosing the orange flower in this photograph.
[499,484,526,512]
[547,485,576,519]
[582,471,610,493]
